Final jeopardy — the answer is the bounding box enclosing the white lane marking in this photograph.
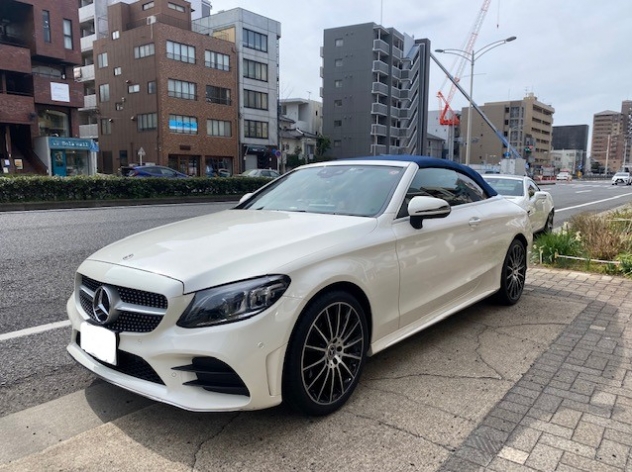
[0,320,71,342]
[576,190,592,194]
[557,192,632,212]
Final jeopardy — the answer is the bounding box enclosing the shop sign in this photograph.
[49,137,92,150]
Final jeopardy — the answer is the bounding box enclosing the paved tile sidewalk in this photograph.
[439,267,632,472]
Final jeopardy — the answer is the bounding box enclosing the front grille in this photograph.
[76,332,164,385]
[79,275,167,333]
[173,357,250,396]
[82,276,167,309]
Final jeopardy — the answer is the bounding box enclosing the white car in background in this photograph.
[484,175,555,234]
[66,156,532,416]
[556,171,572,181]
[611,172,632,185]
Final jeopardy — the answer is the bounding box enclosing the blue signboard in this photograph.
[49,137,95,150]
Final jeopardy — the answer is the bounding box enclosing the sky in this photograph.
[194,0,632,129]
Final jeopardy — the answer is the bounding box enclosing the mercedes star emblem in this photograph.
[92,285,119,325]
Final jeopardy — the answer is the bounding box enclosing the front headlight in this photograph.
[177,275,291,328]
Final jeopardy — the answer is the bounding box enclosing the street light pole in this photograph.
[436,36,516,166]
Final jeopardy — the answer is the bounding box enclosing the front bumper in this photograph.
[66,261,301,412]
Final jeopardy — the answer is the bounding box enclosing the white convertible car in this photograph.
[67,156,532,416]
[483,175,555,234]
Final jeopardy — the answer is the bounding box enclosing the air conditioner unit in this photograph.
[147,15,156,25]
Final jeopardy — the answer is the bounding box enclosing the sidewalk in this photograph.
[441,267,632,471]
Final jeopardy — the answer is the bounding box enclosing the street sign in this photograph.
[138,147,146,165]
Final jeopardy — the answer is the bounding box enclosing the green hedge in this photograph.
[0,175,271,203]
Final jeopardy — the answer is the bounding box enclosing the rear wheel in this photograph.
[283,291,368,416]
[493,239,527,305]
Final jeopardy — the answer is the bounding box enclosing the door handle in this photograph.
[468,217,481,227]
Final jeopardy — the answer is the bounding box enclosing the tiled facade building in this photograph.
[0,0,92,176]
[93,0,239,176]
[591,101,632,173]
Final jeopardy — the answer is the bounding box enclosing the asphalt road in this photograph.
[0,183,630,417]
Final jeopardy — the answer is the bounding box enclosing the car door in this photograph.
[392,167,493,329]
[527,179,546,231]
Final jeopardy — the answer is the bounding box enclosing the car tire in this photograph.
[283,291,368,416]
[493,239,527,306]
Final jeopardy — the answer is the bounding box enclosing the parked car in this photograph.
[556,171,572,181]
[120,165,190,178]
[66,156,532,416]
[483,175,555,234]
[611,172,632,185]
[240,169,281,178]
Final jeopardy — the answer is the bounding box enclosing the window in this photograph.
[399,168,488,216]
[243,59,268,82]
[112,30,119,40]
[63,20,73,50]
[42,11,51,43]
[138,113,157,131]
[243,29,268,52]
[134,43,155,58]
[334,139,341,147]
[100,118,112,135]
[115,102,123,111]
[113,67,121,76]
[99,84,110,102]
[205,50,230,71]
[334,99,342,107]
[167,40,195,64]
[128,84,140,93]
[97,53,108,68]
[335,58,343,67]
[244,120,268,139]
[335,38,343,47]
[334,120,342,127]
[147,81,156,94]
[206,86,231,105]
[168,2,185,12]
[207,120,232,137]
[168,79,196,100]
[169,114,197,134]
[243,89,268,110]
[334,80,342,88]
[142,1,155,9]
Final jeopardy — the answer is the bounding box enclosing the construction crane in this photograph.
[437,0,492,127]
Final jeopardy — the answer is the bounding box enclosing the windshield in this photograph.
[484,178,524,196]
[238,164,406,216]
[615,173,628,177]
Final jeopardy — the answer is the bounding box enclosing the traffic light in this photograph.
[524,146,532,154]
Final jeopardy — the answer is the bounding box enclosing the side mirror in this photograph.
[408,196,451,229]
[239,193,253,204]
[534,192,546,200]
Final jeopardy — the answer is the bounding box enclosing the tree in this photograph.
[316,134,331,159]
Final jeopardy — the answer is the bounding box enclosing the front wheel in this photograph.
[493,239,527,305]
[542,211,554,234]
[283,291,368,416]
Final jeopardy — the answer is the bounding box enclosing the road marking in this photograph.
[576,190,592,194]
[557,192,632,212]
[0,320,71,342]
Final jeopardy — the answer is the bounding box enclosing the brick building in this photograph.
[0,0,91,176]
[93,0,239,176]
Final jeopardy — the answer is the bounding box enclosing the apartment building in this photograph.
[321,23,430,159]
[193,9,281,171]
[458,93,554,170]
[592,101,632,173]
[279,97,322,166]
[0,0,91,176]
[92,0,239,175]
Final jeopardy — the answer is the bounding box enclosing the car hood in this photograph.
[86,209,377,293]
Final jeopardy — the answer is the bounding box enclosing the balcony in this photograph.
[0,44,31,74]
[320,66,323,78]
[372,39,388,55]
[79,3,95,23]
[74,64,95,82]
[80,94,97,110]
[372,60,389,76]
[398,89,409,100]
[391,67,401,80]
[371,124,387,136]
[371,102,388,116]
[371,144,387,155]
[400,69,410,80]
[392,45,403,60]
[371,82,388,95]
[80,34,97,53]
[79,124,98,139]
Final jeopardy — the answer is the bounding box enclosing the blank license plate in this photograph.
[80,322,117,365]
